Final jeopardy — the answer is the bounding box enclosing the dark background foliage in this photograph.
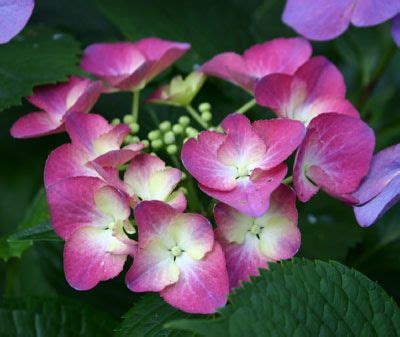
[0,0,399,335]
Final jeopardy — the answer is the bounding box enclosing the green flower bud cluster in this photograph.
[198,102,213,124]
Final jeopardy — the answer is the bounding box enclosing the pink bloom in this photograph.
[46,176,137,290]
[294,113,375,202]
[44,112,142,188]
[81,38,190,91]
[11,76,102,138]
[123,153,186,211]
[126,201,229,314]
[200,37,312,93]
[352,144,400,227]
[181,113,305,217]
[255,56,359,126]
[0,0,34,44]
[215,185,300,289]
[283,0,400,42]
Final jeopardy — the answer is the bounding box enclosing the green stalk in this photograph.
[132,90,140,123]
[236,98,256,114]
[185,105,208,129]
[282,175,293,185]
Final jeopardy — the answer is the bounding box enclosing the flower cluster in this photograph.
[11,34,399,314]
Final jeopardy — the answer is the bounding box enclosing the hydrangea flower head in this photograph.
[181,113,305,216]
[47,176,136,290]
[215,185,300,288]
[294,113,375,202]
[147,71,206,107]
[200,37,312,93]
[283,0,400,42]
[255,56,359,126]
[352,144,400,227]
[81,38,190,91]
[126,201,229,314]
[11,76,102,138]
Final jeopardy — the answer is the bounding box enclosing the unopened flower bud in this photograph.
[111,118,121,126]
[172,124,183,135]
[123,115,134,124]
[148,130,161,141]
[199,102,211,112]
[178,186,188,194]
[159,120,172,132]
[141,139,149,148]
[186,126,199,138]
[129,122,140,134]
[166,144,178,155]
[178,115,190,127]
[181,172,187,180]
[164,131,175,145]
[151,139,163,150]
[124,135,133,145]
[131,136,140,144]
[201,111,212,122]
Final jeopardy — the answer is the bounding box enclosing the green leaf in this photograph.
[0,26,81,112]
[115,293,195,337]
[96,0,254,70]
[8,223,60,242]
[168,259,400,337]
[0,296,117,337]
[0,237,31,262]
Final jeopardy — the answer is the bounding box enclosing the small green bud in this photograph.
[131,136,140,144]
[141,139,149,148]
[178,115,190,127]
[164,131,175,145]
[129,122,140,134]
[178,186,188,194]
[199,102,211,112]
[181,172,187,180]
[185,126,199,138]
[201,111,212,122]
[124,135,133,145]
[111,118,121,126]
[166,144,178,155]
[151,139,163,150]
[148,130,161,141]
[123,115,134,124]
[172,124,184,135]
[159,120,172,132]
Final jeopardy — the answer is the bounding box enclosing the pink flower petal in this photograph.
[392,14,400,47]
[351,0,400,27]
[0,0,34,44]
[64,226,129,290]
[252,118,305,169]
[47,177,110,240]
[10,111,63,139]
[44,144,94,188]
[181,131,237,191]
[124,154,181,202]
[94,185,130,221]
[283,0,354,41]
[165,190,187,212]
[200,164,287,217]
[217,114,266,173]
[294,113,375,202]
[161,242,229,314]
[92,147,142,168]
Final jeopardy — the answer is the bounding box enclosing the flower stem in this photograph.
[236,98,256,114]
[283,175,293,185]
[132,90,140,123]
[185,105,208,129]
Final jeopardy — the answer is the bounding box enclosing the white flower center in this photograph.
[170,245,182,257]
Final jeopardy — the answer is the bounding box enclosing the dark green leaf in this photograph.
[0,27,81,112]
[0,296,117,337]
[8,223,60,242]
[168,259,400,337]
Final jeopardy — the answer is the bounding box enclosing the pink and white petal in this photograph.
[199,52,250,90]
[81,43,146,87]
[181,131,237,191]
[161,242,229,314]
[94,185,130,221]
[282,0,353,41]
[124,153,167,198]
[254,73,294,117]
[92,148,141,168]
[135,37,191,82]
[125,239,179,292]
[296,56,347,101]
[218,114,266,171]
[351,0,400,27]
[146,168,182,201]
[244,37,312,78]
[10,111,63,139]
[134,200,178,246]
[67,78,103,113]
[47,177,110,240]
[166,190,187,212]
[88,162,127,192]
[392,14,400,47]
[168,213,214,260]
[64,226,128,291]
[253,119,305,169]
[0,0,34,44]
[214,203,253,244]
[44,144,94,188]
[257,185,300,261]
[222,236,267,289]
[353,144,400,204]
[65,112,111,154]
[354,176,400,228]
[200,164,287,217]
[93,124,131,154]
[294,113,375,202]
